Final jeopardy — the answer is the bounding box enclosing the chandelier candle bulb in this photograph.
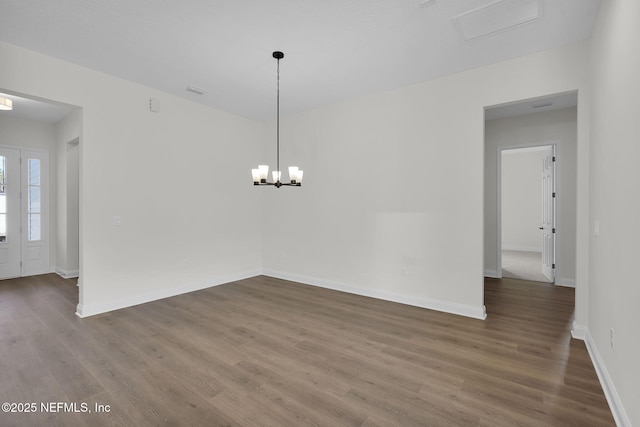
[258,165,269,183]
[288,166,299,183]
[272,171,281,183]
[251,169,261,185]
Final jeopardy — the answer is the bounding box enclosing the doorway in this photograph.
[0,90,80,284]
[484,92,578,289]
[500,145,555,283]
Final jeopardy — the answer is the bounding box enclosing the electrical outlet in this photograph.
[610,328,615,349]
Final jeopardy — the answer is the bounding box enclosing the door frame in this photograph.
[496,143,556,281]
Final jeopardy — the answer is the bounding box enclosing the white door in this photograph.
[0,147,49,279]
[0,148,22,278]
[541,146,555,282]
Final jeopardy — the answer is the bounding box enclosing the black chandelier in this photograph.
[251,51,303,188]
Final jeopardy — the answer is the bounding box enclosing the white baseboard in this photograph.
[56,268,79,279]
[262,269,487,320]
[75,269,261,318]
[484,270,501,279]
[502,246,542,253]
[571,320,587,340]
[75,268,487,321]
[572,321,631,427]
[555,278,576,288]
[21,267,55,277]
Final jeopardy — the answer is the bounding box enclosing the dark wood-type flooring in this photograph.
[0,274,614,426]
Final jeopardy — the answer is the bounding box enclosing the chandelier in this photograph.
[251,51,303,188]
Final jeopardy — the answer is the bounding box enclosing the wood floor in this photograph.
[0,274,614,426]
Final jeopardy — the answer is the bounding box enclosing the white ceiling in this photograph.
[485,91,578,120]
[0,0,600,122]
[0,91,77,123]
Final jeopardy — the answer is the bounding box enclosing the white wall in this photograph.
[587,0,640,425]
[485,108,578,285]
[501,148,545,252]
[0,115,58,271]
[66,142,79,274]
[262,43,590,320]
[0,41,264,316]
[55,109,81,277]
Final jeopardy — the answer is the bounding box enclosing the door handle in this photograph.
[539,227,544,230]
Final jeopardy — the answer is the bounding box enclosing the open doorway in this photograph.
[500,145,555,283]
[0,90,80,282]
[484,91,577,288]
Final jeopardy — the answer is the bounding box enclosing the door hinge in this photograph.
[552,156,556,162]
[553,228,556,233]
[552,192,556,198]
[552,263,556,269]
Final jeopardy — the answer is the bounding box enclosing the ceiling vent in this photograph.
[186,85,207,95]
[452,0,541,41]
[419,0,437,9]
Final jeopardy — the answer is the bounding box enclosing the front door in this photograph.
[0,147,49,279]
[0,147,21,278]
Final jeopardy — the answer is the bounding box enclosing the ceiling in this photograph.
[0,91,77,123]
[485,91,578,120]
[0,0,600,122]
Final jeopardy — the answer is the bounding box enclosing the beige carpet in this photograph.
[502,250,552,283]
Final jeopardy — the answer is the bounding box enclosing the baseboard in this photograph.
[21,267,55,277]
[75,268,261,318]
[583,328,632,427]
[555,278,576,288]
[502,246,542,253]
[55,268,79,279]
[484,270,500,279]
[263,269,487,320]
[571,320,587,340]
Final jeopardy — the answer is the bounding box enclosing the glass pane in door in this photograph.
[27,158,41,241]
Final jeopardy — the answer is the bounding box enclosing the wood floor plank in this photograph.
[0,273,615,426]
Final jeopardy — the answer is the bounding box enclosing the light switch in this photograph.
[113,216,122,226]
[593,220,599,237]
